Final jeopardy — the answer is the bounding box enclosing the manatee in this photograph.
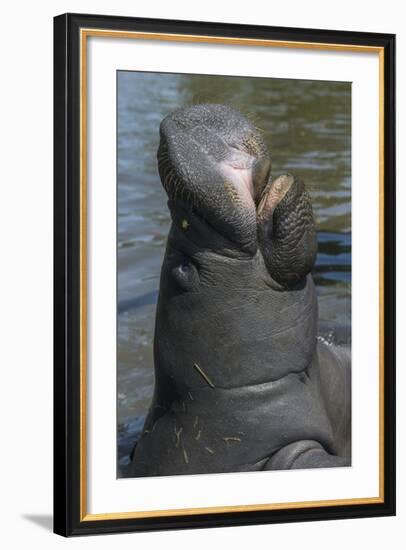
[129,104,351,477]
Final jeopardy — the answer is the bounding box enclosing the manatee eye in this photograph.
[171,261,200,291]
[179,263,191,276]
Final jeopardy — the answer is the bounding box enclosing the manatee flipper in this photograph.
[263,440,350,470]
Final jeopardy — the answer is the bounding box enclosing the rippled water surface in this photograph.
[117,72,351,474]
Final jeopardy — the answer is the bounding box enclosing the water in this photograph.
[117,72,351,474]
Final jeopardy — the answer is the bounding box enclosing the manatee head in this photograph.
[158,103,270,254]
[154,104,319,390]
[157,103,316,289]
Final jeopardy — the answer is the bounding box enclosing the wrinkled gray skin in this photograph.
[130,104,351,477]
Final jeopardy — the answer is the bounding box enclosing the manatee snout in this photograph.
[157,104,270,253]
[157,103,317,286]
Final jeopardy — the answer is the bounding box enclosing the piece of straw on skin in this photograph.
[223,436,242,444]
[144,420,158,434]
[183,448,189,464]
[193,363,216,388]
[174,425,183,447]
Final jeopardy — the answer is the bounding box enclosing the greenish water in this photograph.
[117,72,351,472]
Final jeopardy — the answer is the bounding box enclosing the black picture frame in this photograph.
[54,12,396,537]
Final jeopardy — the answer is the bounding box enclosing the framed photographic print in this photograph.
[53,13,396,536]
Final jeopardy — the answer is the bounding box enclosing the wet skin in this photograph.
[130,104,351,476]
